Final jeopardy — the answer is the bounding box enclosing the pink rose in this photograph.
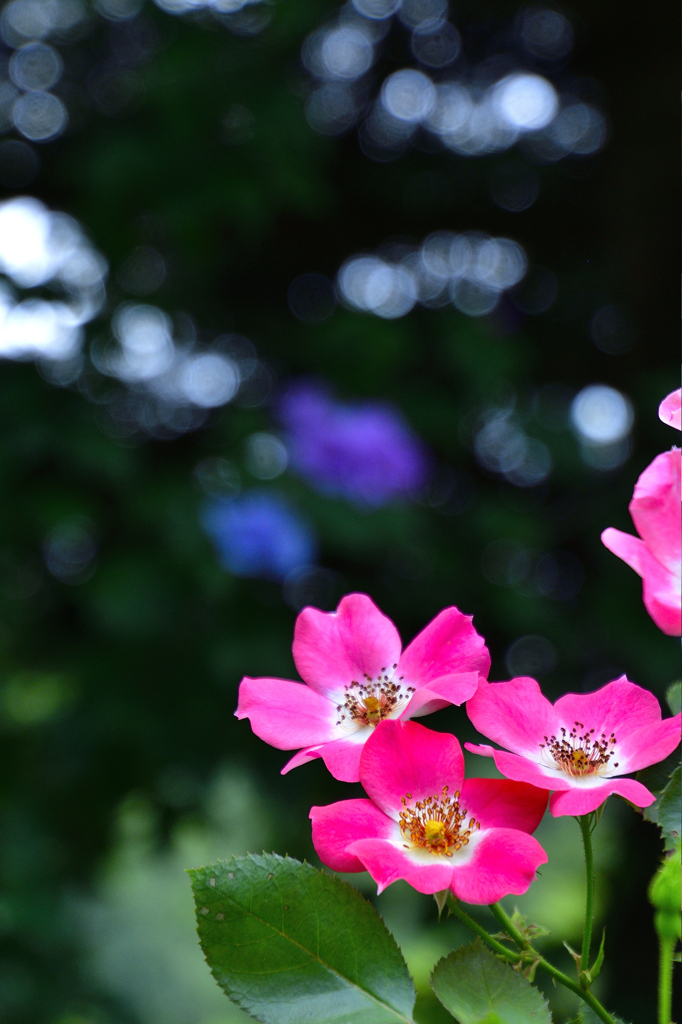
[659,388,681,431]
[236,593,490,781]
[602,448,681,636]
[466,676,681,816]
[311,719,548,903]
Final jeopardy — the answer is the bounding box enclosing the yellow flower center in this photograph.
[399,786,480,857]
[424,819,446,843]
[540,721,619,777]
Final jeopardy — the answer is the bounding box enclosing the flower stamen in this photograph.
[540,721,619,777]
[336,671,415,729]
[399,786,480,856]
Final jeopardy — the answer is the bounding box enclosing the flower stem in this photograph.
[445,895,617,1024]
[658,936,674,1024]
[579,813,595,973]
[446,895,523,963]
[489,901,531,949]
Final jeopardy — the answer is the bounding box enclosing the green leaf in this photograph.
[666,681,681,715]
[508,909,550,942]
[589,929,606,982]
[638,750,680,802]
[658,765,681,846]
[430,939,551,1024]
[647,766,682,850]
[188,853,416,1024]
[578,1007,630,1024]
[639,750,682,850]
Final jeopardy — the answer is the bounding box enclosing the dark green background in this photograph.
[0,1,677,1022]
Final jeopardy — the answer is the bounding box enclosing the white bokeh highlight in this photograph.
[337,231,528,319]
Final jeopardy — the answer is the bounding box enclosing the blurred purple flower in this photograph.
[279,380,428,506]
[201,491,317,581]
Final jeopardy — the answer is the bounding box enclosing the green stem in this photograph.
[489,901,531,949]
[446,895,523,963]
[658,936,674,1024]
[579,814,595,972]
[445,895,617,1024]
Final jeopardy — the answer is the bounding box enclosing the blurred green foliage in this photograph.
[0,0,677,1022]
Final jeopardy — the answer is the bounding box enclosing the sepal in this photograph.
[433,889,449,919]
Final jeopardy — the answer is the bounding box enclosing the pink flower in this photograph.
[236,593,490,782]
[310,719,548,903]
[601,448,681,636]
[659,388,681,431]
[466,676,682,817]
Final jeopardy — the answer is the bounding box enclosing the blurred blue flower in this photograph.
[278,380,429,506]
[201,491,317,580]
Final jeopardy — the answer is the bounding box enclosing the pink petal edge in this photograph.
[629,450,681,575]
[236,676,338,749]
[310,798,393,872]
[397,606,491,686]
[549,777,655,816]
[616,712,682,773]
[360,720,464,818]
[401,672,480,719]
[282,734,366,782]
[553,677,663,744]
[460,777,548,834]
[348,837,454,895]
[466,677,559,756]
[659,388,681,431]
[449,828,547,905]
[292,593,402,698]
[484,748,573,792]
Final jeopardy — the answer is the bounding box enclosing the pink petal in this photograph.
[554,677,663,746]
[466,678,559,757]
[293,593,402,698]
[397,607,491,687]
[282,734,366,782]
[629,450,681,576]
[310,798,393,872]
[318,735,367,782]
[359,720,464,819]
[476,748,573,791]
[449,829,547,905]
[602,528,681,636]
[281,745,322,774]
[401,672,480,719]
[659,388,681,431]
[460,778,548,834]
[464,742,497,757]
[601,527,646,576]
[615,712,681,773]
[348,837,454,895]
[549,777,655,817]
[640,557,682,635]
[236,676,338,749]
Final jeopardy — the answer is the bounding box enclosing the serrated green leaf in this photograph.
[430,939,551,1024]
[189,853,416,1024]
[638,750,680,808]
[656,766,681,850]
[666,681,681,716]
[643,765,682,848]
[578,1006,630,1024]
